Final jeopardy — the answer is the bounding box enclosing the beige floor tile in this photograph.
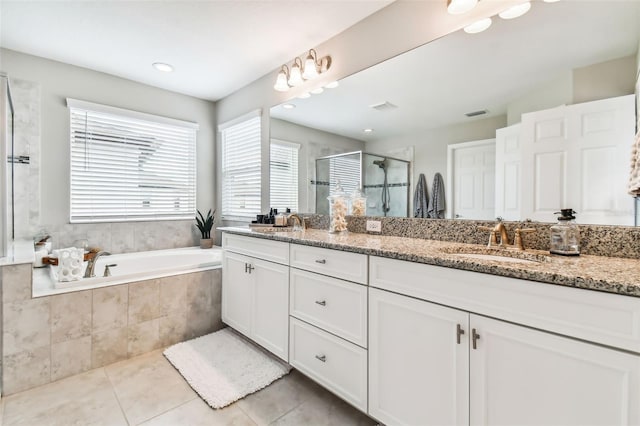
[236,370,321,426]
[2,368,127,426]
[140,398,257,426]
[270,390,376,426]
[105,350,197,425]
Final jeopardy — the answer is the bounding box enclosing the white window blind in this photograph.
[270,140,299,212]
[68,99,198,223]
[220,113,261,220]
[330,154,360,195]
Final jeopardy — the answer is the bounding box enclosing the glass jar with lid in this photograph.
[349,188,367,217]
[327,181,349,233]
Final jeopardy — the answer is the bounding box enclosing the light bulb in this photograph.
[303,56,319,80]
[310,87,324,95]
[288,63,304,87]
[273,70,290,92]
[325,81,339,89]
[298,92,311,99]
[447,0,478,15]
[499,1,531,19]
[464,17,492,34]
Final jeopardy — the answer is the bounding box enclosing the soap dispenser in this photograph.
[550,209,580,256]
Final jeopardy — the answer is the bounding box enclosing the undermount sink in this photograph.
[441,247,551,264]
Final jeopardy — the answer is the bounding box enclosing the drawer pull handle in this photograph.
[472,328,480,350]
[315,354,326,362]
[315,300,327,306]
[315,259,327,264]
[456,324,465,344]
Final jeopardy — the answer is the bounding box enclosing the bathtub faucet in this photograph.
[84,251,111,278]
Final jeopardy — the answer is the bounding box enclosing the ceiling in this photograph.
[270,1,640,142]
[0,0,392,101]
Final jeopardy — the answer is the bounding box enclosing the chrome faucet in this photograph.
[84,251,111,278]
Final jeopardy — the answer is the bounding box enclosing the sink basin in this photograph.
[441,247,550,264]
[450,252,540,264]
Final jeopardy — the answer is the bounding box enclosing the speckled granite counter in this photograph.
[219,227,640,298]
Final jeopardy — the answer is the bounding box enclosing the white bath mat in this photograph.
[163,328,291,409]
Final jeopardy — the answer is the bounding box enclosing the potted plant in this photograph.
[196,209,215,249]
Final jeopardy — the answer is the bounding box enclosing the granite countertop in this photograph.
[219,227,640,298]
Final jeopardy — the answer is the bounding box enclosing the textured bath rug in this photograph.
[163,328,291,409]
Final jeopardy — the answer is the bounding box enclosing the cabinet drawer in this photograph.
[290,244,367,284]
[370,256,640,353]
[289,318,367,411]
[290,269,367,347]
[222,233,289,265]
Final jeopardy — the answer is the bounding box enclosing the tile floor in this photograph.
[0,349,377,426]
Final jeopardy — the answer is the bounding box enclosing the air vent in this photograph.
[465,109,488,117]
[369,101,398,112]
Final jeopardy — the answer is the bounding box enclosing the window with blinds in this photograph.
[270,140,299,212]
[330,154,360,195]
[68,99,198,223]
[220,112,261,220]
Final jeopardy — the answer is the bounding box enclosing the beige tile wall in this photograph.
[1,264,222,395]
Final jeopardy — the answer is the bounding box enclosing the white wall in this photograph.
[215,0,523,222]
[270,118,363,213]
[0,48,216,251]
[507,72,573,126]
[573,55,637,104]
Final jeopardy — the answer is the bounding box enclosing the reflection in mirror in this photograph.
[270,1,640,225]
[314,152,410,217]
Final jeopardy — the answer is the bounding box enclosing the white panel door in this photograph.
[369,287,469,426]
[568,95,635,225]
[470,314,640,426]
[495,124,522,220]
[221,251,253,337]
[520,106,568,222]
[448,139,496,220]
[252,258,289,361]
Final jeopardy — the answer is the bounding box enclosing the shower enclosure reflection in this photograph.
[314,151,410,217]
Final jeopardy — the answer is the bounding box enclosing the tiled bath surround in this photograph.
[1,263,222,395]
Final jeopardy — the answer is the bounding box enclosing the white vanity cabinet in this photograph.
[369,256,640,426]
[222,234,289,361]
[288,243,369,411]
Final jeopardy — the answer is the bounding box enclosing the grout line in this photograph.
[103,366,131,426]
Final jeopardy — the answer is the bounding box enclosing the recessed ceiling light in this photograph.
[298,92,311,99]
[363,128,374,133]
[499,1,531,19]
[325,81,339,89]
[310,87,324,95]
[152,62,174,73]
[282,104,296,110]
[464,17,492,34]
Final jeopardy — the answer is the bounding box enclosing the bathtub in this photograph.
[33,246,222,297]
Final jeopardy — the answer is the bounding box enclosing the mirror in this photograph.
[270,1,640,225]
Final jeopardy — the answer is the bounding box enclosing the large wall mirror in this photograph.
[270,1,640,225]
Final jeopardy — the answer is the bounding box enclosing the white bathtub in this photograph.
[33,246,222,297]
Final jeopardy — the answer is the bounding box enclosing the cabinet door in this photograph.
[252,258,289,361]
[470,314,640,426]
[221,251,253,337]
[369,288,469,426]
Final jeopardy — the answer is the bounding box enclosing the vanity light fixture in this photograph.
[298,92,311,99]
[273,49,333,92]
[273,65,290,92]
[464,17,492,34]
[152,62,174,72]
[542,0,560,2]
[310,87,324,95]
[447,0,478,15]
[288,58,305,87]
[282,103,296,109]
[499,1,531,19]
[325,81,339,89]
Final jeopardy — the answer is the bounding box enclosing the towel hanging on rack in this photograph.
[628,117,640,196]
[428,172,446,219]
[413,173,429,218]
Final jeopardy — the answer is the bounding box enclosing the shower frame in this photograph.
[315,150,411,217]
